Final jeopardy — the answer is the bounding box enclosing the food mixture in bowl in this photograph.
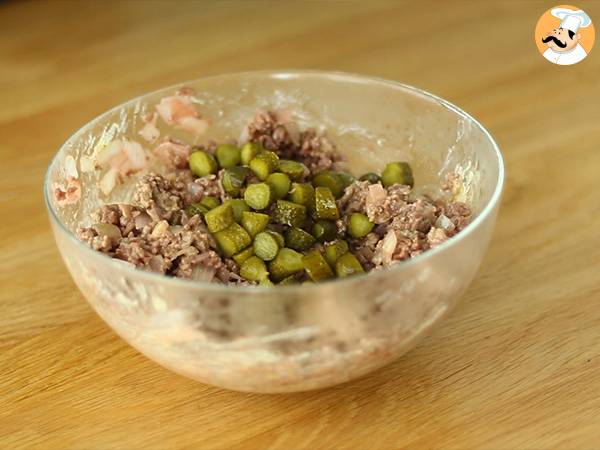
[67,88,471,285]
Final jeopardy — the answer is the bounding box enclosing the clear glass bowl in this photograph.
[44,71,504,393]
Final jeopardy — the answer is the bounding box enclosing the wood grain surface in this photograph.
[1,1,600,448]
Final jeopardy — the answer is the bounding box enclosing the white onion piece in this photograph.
[99,168,119,196]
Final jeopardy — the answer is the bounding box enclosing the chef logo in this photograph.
[535,5,595,65]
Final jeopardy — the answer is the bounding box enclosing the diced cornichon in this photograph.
[189,150,218,177]
[232,246,254,265]
[272,200,306,227]
[240,141,264,165]
[279,159,307,180]
[337,172,355,188]
[199,195,220,210]
[302,250,334,282]
[312,171,345,199]
[253,231,282,261]
[269,248,304,281]
[278,275,298,285]
[266,172,291,199]
[214,223,251,257]
[185,202,209,217]
[223,199,250,223]
[334,252,364,278]
[240,256,269,282]
[269,230,285,247]
[204,203,234,233]
[215,144,241,169]
[312,219,337,242]
[244,182,274,210]
[359,172,381,184]
[324,240,349,266]
[314,186,339,220]
[285,227,316,251]
[241,211,270,237]
[381,161,414,188]
[249,151,279,180]
[288,183,315,210]
[221,166,249,197]
[348,212,374,238]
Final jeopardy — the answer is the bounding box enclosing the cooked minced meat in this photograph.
[77,102,471,285]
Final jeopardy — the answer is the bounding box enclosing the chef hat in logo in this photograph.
[551,7,592,33]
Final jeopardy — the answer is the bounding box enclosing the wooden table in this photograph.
[2,1,599,448]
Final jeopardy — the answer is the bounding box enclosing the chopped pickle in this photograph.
[244,182,274,210]
[185,202,209,217]
[324,240,349,266]
[240,256,269,282]
[359,172,381,184]
[302,250,334,282]
[240,141,264,165]
[381,161,414,188]
[204,203,234,233]
[348,213,374,238]
[269,248,304,281]
[249,151,279,180]
[241,211,270,237]
[200,195,220,210]
[312,171,345,198]
[314,187,339,220]
[279,159,307,180]
[223,199,250,223]
[214,223,251,257]
[278,275,298,285]
[266,172,291,199]
[334,252,364,278]
[215,144,241,169]
[288,182,315,210]
[253,231,282,261]
[337,172,355,188]
[312,220,337,242]
[273,200,306,227]
[285,227,316,251]
[189,150,218,177]
[221,166,249,196]
[232,246,254,265]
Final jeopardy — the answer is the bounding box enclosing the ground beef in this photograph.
[343,180,470,268]
[77,227,116,253]
[427,227,449,248]
[352,232,380,270]
[153,138,191,170]
[133,173,187,223]
[79,174,243,283]
[247,110,297,156]
[337,180,370,216]
[297,129,342,173]
[80,209,243,283]
[246,110,341,172]
[442,201,471,233]
[78,107,472,285]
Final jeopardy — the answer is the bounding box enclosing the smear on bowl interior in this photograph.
[62,87,471,285]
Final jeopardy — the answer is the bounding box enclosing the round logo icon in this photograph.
[535,4,595,65]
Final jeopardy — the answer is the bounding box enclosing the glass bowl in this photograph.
[44,71,504,393]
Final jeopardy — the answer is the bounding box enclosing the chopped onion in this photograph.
[178,116,209,136]
[64,155,78,179]
[99,167,119,196]
[435,214,456,232]
[96,140,123,166]
[122,140,147,172]
[92,223,122,240]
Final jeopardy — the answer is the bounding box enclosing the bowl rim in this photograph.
[44,69,505,293]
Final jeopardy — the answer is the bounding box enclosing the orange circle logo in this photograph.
[535,5,595,65]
